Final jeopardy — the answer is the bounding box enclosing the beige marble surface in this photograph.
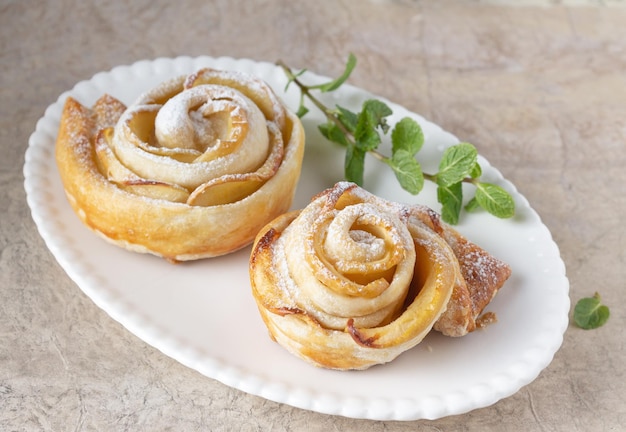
[2,0,625,430]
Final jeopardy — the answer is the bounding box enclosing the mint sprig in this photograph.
[278,54,515,224]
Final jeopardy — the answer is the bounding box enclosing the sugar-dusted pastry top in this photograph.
[249,182,511,370]
[55,68,305,262]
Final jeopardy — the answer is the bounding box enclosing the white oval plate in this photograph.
[24,56,569,421]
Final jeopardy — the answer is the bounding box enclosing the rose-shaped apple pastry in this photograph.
[250,182,512,370]
[55,68,305,261]
[250,182,461,370]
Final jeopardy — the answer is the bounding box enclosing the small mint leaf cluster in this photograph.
[278,54,515,224]
[436,143,515,224]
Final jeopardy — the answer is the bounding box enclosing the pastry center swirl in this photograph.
[114,84,271,190]
[153,85,269,164]
[283,196,417,330]
[94,72,293,209]
[323,203,402,275]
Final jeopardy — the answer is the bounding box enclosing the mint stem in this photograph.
[277,60,476,187]
[277,61,353,138]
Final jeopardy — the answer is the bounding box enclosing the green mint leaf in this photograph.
[437,182,463,225]
[345,145,366,186]
[474,182,515,219]
[391,117,424,157]
[295,93,309,118]
[470,162,482,179]
[464,197,481,213]
[388,150,424,194]
[354,99,393,151]
[318,122,348,147]
[335,105,358,133]
[574,292,610,329]
[354,128,380,152]
[296,104,309,118]
[359,99,393,130]
[310,53,357,92]
[437,143,478,187]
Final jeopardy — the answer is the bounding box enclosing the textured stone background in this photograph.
[1,0,625,430]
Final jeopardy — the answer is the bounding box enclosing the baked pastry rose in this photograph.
[55,68,305,262]
[249,182,511,370]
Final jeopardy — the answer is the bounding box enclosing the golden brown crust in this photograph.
[55,69,305,261]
